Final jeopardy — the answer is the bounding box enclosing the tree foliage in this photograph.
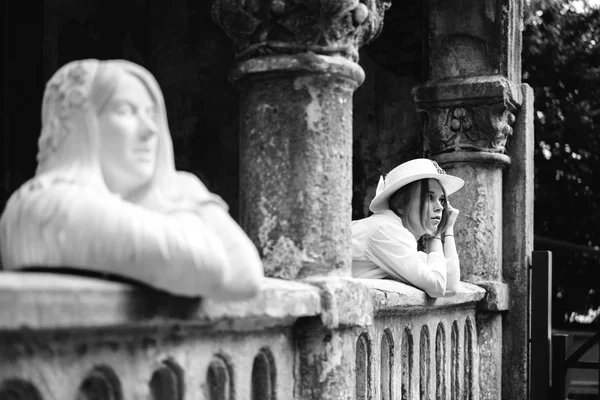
[523,0,600,325]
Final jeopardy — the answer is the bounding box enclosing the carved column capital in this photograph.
[420,103,516,155]
[212,0,391,62]
[414,76,521,156]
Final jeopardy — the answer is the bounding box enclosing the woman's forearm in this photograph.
[442,228,458,259]
[442,228,460,292]
[427,235,444,254]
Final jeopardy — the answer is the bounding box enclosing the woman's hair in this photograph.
[388,178,449,237]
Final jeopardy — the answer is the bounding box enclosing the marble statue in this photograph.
[0,59,264,300]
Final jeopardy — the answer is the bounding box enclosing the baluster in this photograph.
[381,329,394,400]
[356,332,371,400]
[435,323,446,400]
[0,378,43,400]
[463,318,473,400]
[149,359,184,400]
[207,355,233,400]
[420,325,431,400]
[451,321,460,400]
[76,366,122,400]
[402,327,414,400]
[251,348,276,400]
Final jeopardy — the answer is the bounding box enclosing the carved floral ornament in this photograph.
[420,103,517,155]
[212,0,392,62]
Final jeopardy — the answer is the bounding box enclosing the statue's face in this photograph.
[97,72,159,198]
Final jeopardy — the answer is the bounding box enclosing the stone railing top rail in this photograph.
[360,279,486,316]
[0,272,321,332]
[0,272,489,333]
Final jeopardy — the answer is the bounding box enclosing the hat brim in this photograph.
[369,173,464,212]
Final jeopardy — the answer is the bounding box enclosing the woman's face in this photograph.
[427,179,446,232]
[403,179,445,237]
[97,72,159,198]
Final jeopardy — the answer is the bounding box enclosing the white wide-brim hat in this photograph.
[369,158,465,213]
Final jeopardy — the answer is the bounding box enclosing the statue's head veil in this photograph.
[37,59,103,185]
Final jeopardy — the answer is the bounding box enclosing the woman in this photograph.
[352,158,464,298]
[0,59,263,300]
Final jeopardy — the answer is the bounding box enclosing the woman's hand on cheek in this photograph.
[445,203,460,230]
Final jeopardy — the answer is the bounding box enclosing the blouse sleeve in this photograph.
[364,223,449,298]
[444,255,460,297]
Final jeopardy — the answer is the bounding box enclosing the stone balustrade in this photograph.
[0,272,320,399]
[0,272,486,400]
[356,280,485,400]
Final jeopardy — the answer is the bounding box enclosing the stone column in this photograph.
[413,1,530,399]
[213,3,390,400]
[212,0,391,280]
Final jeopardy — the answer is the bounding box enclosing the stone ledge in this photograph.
[360,279,486,316]
[304,276,373,329]
[230,54,366,85]
[476,281,510,312]
[0,272,321,332]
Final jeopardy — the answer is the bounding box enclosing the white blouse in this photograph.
[352,210,460,298]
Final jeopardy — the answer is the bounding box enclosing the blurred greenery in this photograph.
[523,0,600,327]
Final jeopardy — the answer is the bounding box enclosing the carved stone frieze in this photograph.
[212,0,391,62]
[420,102,516,155]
